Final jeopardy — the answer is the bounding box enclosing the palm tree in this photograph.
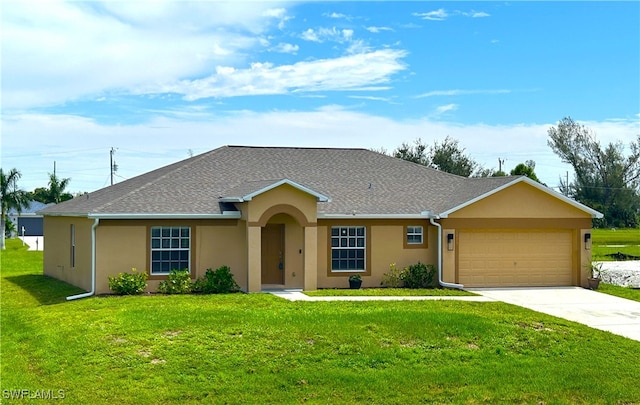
[1,168,30,249]
[47,172,71,204]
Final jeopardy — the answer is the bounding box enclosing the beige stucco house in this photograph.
[39,146,602,299]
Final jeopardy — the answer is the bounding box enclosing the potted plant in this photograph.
[587,262,604,290]
[348,274,362,289]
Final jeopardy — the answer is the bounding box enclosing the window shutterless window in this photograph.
[150,226,190,275]
[406,226,423,245]
[331,226,365,271]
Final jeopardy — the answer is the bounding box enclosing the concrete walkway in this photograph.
[19,236,43,251]
[269,290,496,302]
[466,287,640,342]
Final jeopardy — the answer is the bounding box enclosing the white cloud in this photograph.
[413,9,448,21]
[460,10,491,18]
[271,43,300,54]
[435,104,458,114]
[416,89,512,98]
[413,9,490,21]
[366,26,394,33]
[324,12,350,20]
[4,110,637,193]
[150,49,408,100]
[300,27,354,43]
[1,0,289,109]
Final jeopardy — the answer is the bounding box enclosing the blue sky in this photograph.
[2,1,639,194]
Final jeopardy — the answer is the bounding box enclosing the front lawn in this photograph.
[592,228,640,261]
[598,283,640,302]
[2,239,640,404]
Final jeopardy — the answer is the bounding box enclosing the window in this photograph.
[331,226,365,271]
[406,226,423,245]
[70,224,75,268]
[150,226,190,275]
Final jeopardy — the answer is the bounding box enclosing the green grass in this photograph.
[2,238,640,404]
[592,228,640,261]
[306,288,476,297]
[598,283,640,302]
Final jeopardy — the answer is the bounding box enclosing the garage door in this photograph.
[458,230,573,287]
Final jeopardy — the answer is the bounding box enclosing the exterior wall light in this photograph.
[584,232,591,250]
[447,233,454,251]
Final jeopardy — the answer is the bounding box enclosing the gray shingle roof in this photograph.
[39,145,521,217]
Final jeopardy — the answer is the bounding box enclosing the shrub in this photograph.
[158,269,192,294]
[401,262,436,288]
[192,266,240,294]
[381,263,404,287]
[108,268,148,295]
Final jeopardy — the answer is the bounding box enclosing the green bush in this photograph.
[158,269,192,294]
[381,263,404,287]
[108,268,148,295]
[402,262,436,288]
[192,266,240,294]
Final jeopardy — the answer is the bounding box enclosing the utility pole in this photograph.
[498,158,505,173]
[110,147,118,186]
[53,161,56,177]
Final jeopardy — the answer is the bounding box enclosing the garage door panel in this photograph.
[458,231,573,287]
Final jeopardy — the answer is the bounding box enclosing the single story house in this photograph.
[39,146,602,298]
[9,201,53,237]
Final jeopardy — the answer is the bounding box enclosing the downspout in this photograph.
[428,215,464,290]
[66,218,99,301]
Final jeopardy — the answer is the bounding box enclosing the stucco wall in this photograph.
[316,219,436,289]
[43,216,94,292]
[87,219,247,294]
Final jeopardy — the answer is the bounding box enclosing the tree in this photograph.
[1,168,30,249]
[510,160,540,182]
[430,136,478,177]
[46,172,72,203]
[393,137,483,177]
[29,173,72,204]
[547,117,640,228]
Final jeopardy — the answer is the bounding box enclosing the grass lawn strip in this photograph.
[2,239,640,404]
[592,228,640,261]
[598,283,640,302]
[304,288,476,297]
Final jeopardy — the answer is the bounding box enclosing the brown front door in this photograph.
[261,224,284,284]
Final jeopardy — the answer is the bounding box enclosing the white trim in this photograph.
[221,179,330,202]
[438,177,604,219]
[318,213,430,219]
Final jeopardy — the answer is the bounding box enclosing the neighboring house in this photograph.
[9,201,54,237]
[39,146,602,296]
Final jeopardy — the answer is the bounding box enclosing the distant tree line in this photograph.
[383,116,639,228]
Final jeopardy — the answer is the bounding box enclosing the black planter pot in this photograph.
[349,279,362,289]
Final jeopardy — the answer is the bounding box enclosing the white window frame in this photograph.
[150,226,191,275]
[330,226,366,272]
[406,226,424,245]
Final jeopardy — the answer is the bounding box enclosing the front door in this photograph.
[261,224,284,284]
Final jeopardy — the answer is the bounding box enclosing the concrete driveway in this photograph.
[466,287,640,342]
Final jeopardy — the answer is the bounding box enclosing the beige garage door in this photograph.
[458,230,573,287]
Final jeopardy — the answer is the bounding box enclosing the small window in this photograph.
[406,226,423,245]
[150,226,190,275]
[70,224,76,268]
[331,226,366,271]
